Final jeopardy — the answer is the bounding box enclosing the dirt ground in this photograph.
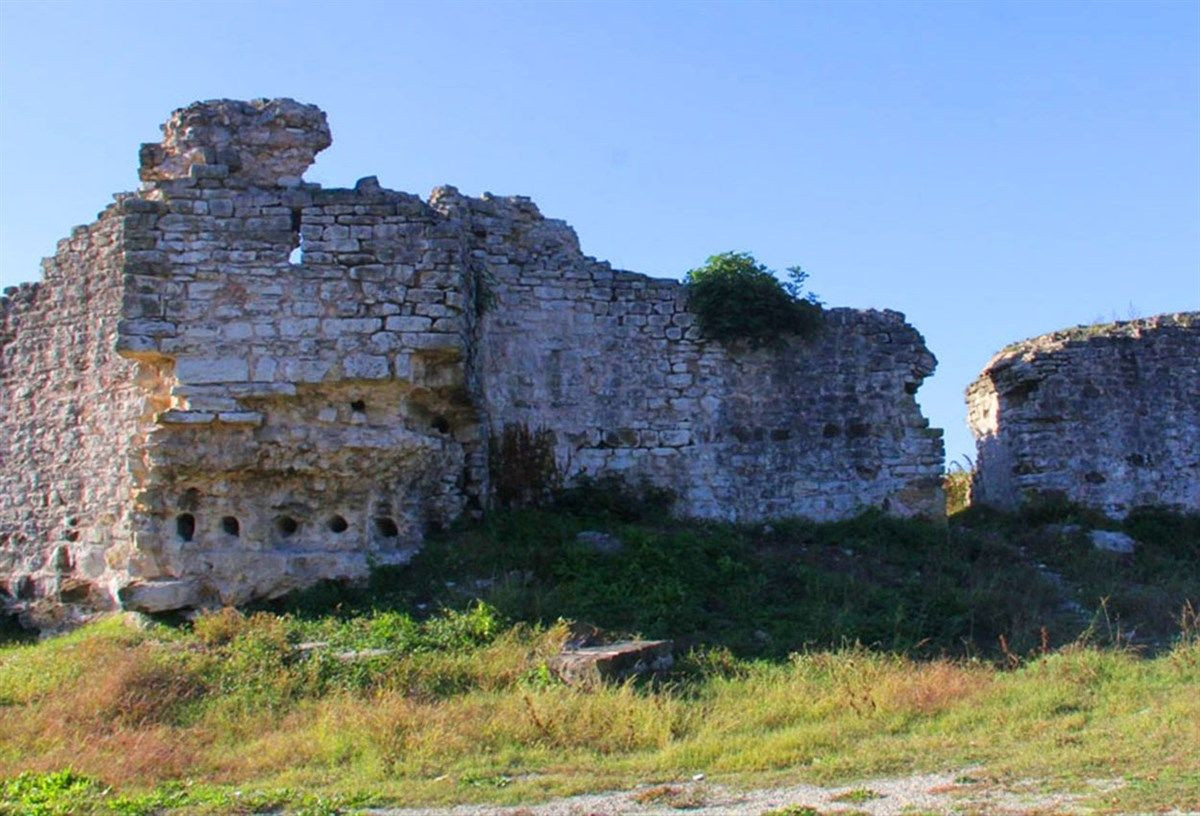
[367,768,1195,815]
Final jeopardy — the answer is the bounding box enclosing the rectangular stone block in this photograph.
[159,410,216,425]
[217,411,264,425]
[175,356,249,384]
[342,354,389,380]
[384,315,432,332]
[279,358,331,383]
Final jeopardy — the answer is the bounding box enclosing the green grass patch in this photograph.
[260,501,1199,660]
[2,504,1197,814]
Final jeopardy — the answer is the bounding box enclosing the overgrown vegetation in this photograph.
[2,492,1197,814]
[264,490,1199,660]
[684,251,822,347]
[487,422,562,509]
[943,456,973,516]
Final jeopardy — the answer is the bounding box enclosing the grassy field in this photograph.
[2,497,1198,815]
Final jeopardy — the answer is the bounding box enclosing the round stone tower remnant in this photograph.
[967,313,1199,517]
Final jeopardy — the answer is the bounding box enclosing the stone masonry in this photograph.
[1,99,944,625]
[967,314,1200,517]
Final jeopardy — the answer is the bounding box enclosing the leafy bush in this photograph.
[684,251,822,347]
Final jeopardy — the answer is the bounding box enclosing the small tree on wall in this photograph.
[684,252,822,348]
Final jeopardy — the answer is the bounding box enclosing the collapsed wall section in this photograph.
[433,189,945,522]
[967,314,1200,517]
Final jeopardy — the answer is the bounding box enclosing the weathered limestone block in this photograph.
[118,579,203,613]
[138,98,331,187]
[548,640,674,685]
[1091,530,1138,554]
[967,314,1200,517]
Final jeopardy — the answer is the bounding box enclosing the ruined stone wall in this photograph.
[967,314,1200,517]
[0,208,156,622]
[433,190,945,522]
[2,97,947,622]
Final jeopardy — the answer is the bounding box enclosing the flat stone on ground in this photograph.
[549,639,673,685]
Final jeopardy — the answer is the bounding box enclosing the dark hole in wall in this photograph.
[328,515,348,533]
[1005,380,1039,406]
[14,576,34,600]
[176,513,195,541]
[350,400,366,413]
[904,382,919,395]
[374,517,399,538]
[847,422,872,439]
[59,580,92,603]
[275,516,299,537]
[431,415,451,434]
[221,516,240,537]
[729,425,753,443]
[822,423,840,438]
[1084,471,1107,484]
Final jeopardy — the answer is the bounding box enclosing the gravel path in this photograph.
[366,769,1186,815]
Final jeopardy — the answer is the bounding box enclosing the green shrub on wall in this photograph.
[684,251,822,348]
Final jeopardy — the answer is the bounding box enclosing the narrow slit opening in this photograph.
[288,208,303,265]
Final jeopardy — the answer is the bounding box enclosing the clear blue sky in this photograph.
[2,0,1197,465]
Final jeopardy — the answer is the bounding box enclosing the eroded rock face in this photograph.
[967,314,1200,517]
[1,98,945,626]
[138,98,331,187]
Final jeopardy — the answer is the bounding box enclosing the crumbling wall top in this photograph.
[980,312,1199,373]
[138,98,331,188]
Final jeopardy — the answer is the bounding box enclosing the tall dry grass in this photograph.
[1,612,1197,811]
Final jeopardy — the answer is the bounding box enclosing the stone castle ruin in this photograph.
[967,314,1199,517]
[1,98,945,624]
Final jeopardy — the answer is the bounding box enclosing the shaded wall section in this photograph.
[0,206,158,624]
[967,313,1200,517]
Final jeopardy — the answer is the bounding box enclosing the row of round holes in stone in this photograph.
[174,513,398,542]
